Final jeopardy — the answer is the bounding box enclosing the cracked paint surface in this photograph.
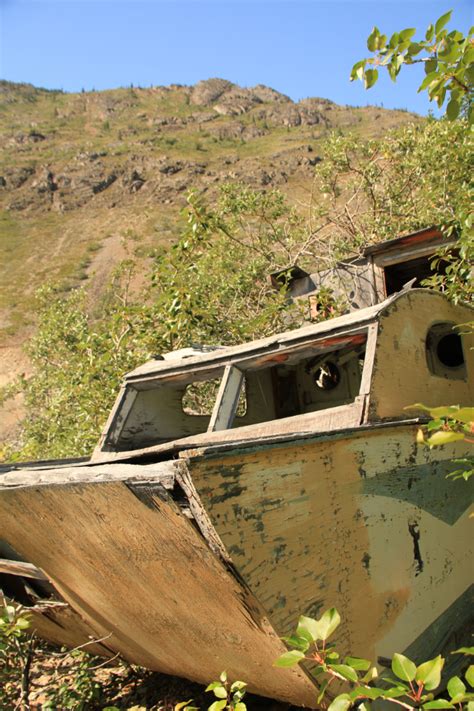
[187,424,472,664]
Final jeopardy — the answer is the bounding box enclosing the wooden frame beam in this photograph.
[208,365,244,432]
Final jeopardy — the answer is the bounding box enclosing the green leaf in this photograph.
[453,408,474,424]
[350,61,365,81]
[344,657,371,671]
[234,703,246,711]
[409,405,471,420]
[392,653,417,682]
[219,671,227,683]
[426,24,434,41]
[427,431,465,446]
[435,84,446,107]
[213,686,228,700]
[361,667,378,684]
[466,665,474,687]
[328,694,352,711]
[15,617,31,629]
[425,59,438,74]
[329,664,359,682]
[317,679,330,704]
[418,71,441,92]
[230,681,247,693]
[274,650,305,667]
[208,701,227,711]
[318,608,341,640]
[382,686,411,698]
[352,687,383,700]
[389,32,400,49]
[367,27,380,52]
[446,98,460,121]
[175,701,193,711]
[435,11,452,36]
[296,615,321,642]
[364,68,378,89]
[416,656,444,691]
[400,28,416,42]
[206,682,222,692]
[427,418,445,431]
[281,634,310,652]
[423,701,454,709]
[407,42,423,56]
[447,676,466,700]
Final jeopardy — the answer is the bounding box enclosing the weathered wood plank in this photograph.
[90,399,365,464]
[0,558,48,580]
[26,601,114,657]
[208,366,244,432]
[0,479,318,706]
[0,462,177,490]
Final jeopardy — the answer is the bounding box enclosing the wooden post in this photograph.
[208,365,244,432]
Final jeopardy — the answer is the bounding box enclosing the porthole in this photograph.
[436,333,464,368]
[426,323,466,380]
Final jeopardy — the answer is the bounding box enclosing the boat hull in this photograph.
[0,423,472,705]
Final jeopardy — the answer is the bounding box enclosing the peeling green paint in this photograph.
[362,461,473,525]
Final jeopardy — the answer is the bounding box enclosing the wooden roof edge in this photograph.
[363,226,454,258]
[125,292,399,381]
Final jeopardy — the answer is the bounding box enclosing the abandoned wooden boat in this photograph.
[0,288,472,707]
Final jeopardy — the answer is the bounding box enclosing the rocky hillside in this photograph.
[0,77,419,440]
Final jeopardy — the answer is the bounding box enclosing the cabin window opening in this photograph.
[182,378,247,417]
[182,378,221,416]
[0,542,56,604]
[426,323,466,379]
[109,333,367,450]
[382,253,455,296]
[271,342,366,419]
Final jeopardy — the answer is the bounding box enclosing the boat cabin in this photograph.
[269,227,458,314]
[94,288,473,461]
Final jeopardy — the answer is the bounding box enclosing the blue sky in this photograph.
[0,1,472,114]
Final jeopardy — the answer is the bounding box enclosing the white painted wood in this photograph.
[208,366,244,432]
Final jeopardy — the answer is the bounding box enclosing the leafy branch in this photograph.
[351,10,474,123]
[406,404,473,481]
[274,608,474,711]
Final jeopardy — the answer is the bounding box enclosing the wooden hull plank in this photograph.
[0,475,318,706]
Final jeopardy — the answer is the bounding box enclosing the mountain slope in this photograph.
[0,78,420,440]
